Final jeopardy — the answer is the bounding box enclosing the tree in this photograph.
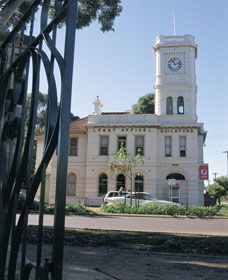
[206,182,227,205]
[132,93,155,114]
[108,147,144,206]
[1,0,122,33]
[26,92,80,133]
[26,92,48,133]
[214,176,228,191]
[70,113,80,122]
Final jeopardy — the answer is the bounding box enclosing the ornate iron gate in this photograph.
[0,1,77,279]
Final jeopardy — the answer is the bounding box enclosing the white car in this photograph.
[106,192,181,206]
[103,191,129,204]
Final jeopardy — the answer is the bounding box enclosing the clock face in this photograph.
[168,58,182,71]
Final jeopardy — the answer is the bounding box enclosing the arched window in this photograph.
[166,97,173,114]
[177,96,184,114]
[99,174,108,196]
[135,175,144,192]
[67,173,76,196]
[166,173,185,180]
[116,174,125,191]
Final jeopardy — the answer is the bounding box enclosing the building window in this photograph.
[165,136,172,157]
[135,136,144,156]
[67,173,76,196]
[135,175,144,192]
[69,137,78,156]
[100,136,109,156]
[177,96,184,114]
[166,97,173,114]
[180,136,186,157]
[98,174,108,196]
[117,136,126,150]
[116,174,125,191]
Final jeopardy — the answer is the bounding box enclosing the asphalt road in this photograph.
[24,214,228,236]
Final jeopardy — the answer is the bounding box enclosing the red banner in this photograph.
[199,165,209,180]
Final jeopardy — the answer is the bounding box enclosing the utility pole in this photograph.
[223,151,228,177]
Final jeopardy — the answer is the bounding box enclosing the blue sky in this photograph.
[38,0,228,182]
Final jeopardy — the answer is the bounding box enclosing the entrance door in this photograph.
[166,173,186,204]
[116,174,125,191]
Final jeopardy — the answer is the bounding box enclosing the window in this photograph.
[177,96,184,114]
[100,136,109,156]
[165,136,172,157]
[67,173,76,196]
[180,136,186,157]
[98,174,108,196]
[117,136,126,150]
[116,174,125,191]
[135,175,144,192]
[135,136,144,156]
[69,137,78,156]
[166,97,173,114]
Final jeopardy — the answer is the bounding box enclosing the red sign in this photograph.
[199,165,209,180]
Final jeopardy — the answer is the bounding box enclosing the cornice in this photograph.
[155,84,197,89]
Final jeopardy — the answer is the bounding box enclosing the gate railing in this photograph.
[0,1,77,279]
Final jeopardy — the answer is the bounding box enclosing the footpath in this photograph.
[26,244,228,280]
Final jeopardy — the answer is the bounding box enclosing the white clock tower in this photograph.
[153,34,198,123]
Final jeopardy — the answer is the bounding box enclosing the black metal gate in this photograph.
[0,1,77,279]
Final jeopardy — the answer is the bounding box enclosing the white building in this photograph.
[36,34,206,206]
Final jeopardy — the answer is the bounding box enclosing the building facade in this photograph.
[36,34,206,206]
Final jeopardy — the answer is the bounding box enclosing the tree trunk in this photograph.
[130,174,133,206]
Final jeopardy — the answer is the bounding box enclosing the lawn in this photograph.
[27,225,228,255]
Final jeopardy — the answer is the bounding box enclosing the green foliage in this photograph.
[46,203,95,215]
[101,203,224,217]
[207,181,228,204]
[214,176,228,191]
[108,147,144,205]
[7,0,122,32]
[6,1,33,27]
[26,92,79,133]
[218,205,228,215]
[65,204,93,214]
[26,92,48,133]
[108,147,144,177]
[132,93,155,114]
[70,113,80,122]
[27,225,228,255]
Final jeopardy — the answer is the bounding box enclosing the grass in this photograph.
[100,203,228,217]
[27,225,228,255]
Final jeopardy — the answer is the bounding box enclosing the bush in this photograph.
[65,204,93,214]
[101,203,223,217]
[47,204,94,215]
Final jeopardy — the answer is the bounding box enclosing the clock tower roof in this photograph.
[153,34,197,58]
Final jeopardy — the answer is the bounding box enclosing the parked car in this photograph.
[103,191,129,204]
[106,192,181,206]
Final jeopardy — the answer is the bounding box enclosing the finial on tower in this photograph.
[173,12,176,36]
[93,96,103,115]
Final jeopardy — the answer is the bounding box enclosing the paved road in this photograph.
[25,214,228,236]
